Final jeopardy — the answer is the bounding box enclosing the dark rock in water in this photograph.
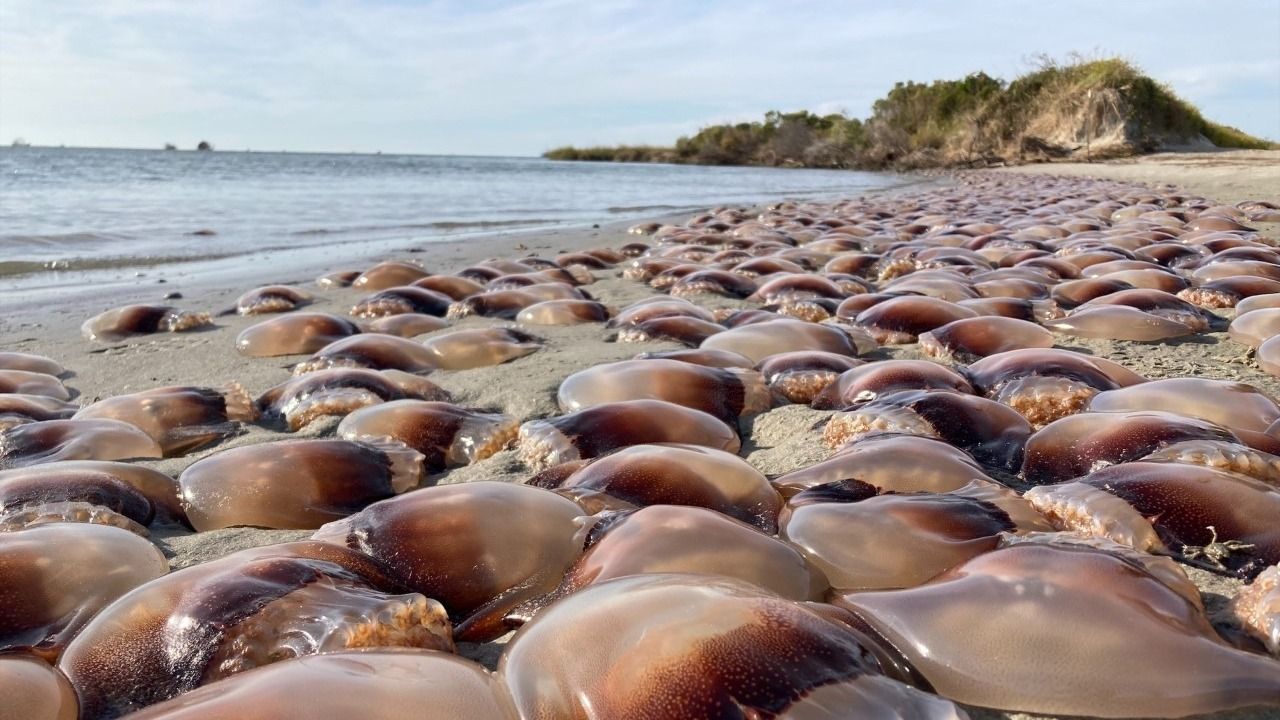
[163,292,183,300]
[187,229,217,236]
[196,141,213,151]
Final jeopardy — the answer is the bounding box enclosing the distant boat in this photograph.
[11,137,30,148]
[164,143,176,151]
[196,141,213,151]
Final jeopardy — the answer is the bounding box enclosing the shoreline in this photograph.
[3,152,1279,719]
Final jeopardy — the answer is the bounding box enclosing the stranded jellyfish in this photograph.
[179,438,425,530]
[854,296,977,344]
[115,650,518,720]
[1088,377,1279,436]
[515,299,611,325]
[313,481,589,642]
[81,305,212,342]
[964,348,1129,429]
[517,400,741,469]
[363,313,449,337]
[258,368,449,431]
[499,574,966,719]
[919,316,1054,362]
[772,433,997,497]
[558,359,770,424]
[235,312,362,357]
[1,523,168,660]
[0,395,77,431]
[756,351,865,404]
[781,479,1051,591]
[614,315,725,346]
[59,542,453,720]
[292,334,441,374]
[823,390,1030,472]
[234,285,312,315]
[0,460,185,532]
[534,443,780,531]
[701,318,874,363]
[1233,564,1280,656]
[336,400,517,472]
[1230,308,1280,349]
[0,654,78,720]
[419,328,541,370]
[349,287,453,319]
[811,360,974,410]
[73,384,258,456]
[0,419,162,468]
[835,537,1280,717]
[0,352,65,377]
[1044,305,1197,341]
[351,261,430,291]
[0,370,70,400]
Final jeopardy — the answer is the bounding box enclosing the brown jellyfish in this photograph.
[115,650,519,720]
[1181,277,1280,309]
[235,312,362,357]
[499,573,966,720]
[313,482,588,642]
[823,390,1030,472]
[0,654,78,720]
[58,541,453,720]
[558,358,769,424]
[517,400,740,469]
[854,296,978,344]
[0,394,77,431]
[0,370,70,400]
[445,289,542,319]
[419,327,541,370]
[0,352,64,377]
[81,304,212,342]
[1033,462,1280,578]
[258,368,449,431]
[957,296,1049,322]
[180,438,423,530]
[1,523,168,660]
[834,538,1280,717]
[964,348,1126,428]
[1233,564,1280,656]
[1230,307,1280,348]
[701,318,874,363]
[1051,277,1135,309]
[1088,377,1280,436]
[733,257,807,277]
[1020,411,1242,485]
[0,460,185,532]
[782,479,1050,591]
[0,419,162,468]
[292,334,440,374]
[919,316,1054,362]
[352,261,430,291]
[834,292,901,320]
[73,384,258,456]
[535,443,781,531]
[1044,305,1197,341]
[757,350,866,404]
[336,400,516,472]
[811,360,974,410]
[315,269,361,288]
[608,298,717,327]
[1262,335,1280,378]
[669,269,759,299]
[410,274,485,300]
[364,313,449,337]
[772,433,997,497]
[1237,293,1280,316]
[234,285,312,315]
[634,347,756,368]
[614,315,724,346]
[515,299,611,325]
[1097,268,1189,293]
[749,273,846,304]
[535,505,823,607]
[350,286,453,319]
[1136,437,1280,487]
[1079,288,1215,331]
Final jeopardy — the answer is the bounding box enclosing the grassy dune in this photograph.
[545,57,1274,169]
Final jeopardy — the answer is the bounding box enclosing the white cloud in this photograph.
[1,0,1276,153]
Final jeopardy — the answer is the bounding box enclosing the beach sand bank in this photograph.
[3,152,1278,719]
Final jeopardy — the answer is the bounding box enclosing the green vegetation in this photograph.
[544,56,1274,169]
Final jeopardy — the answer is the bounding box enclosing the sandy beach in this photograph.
[4,151,1280,719]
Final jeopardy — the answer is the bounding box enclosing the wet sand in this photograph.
[3,152,1279,719]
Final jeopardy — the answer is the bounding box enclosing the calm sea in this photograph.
[0,147,903,290]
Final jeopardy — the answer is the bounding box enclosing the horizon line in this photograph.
[3,143,544,159]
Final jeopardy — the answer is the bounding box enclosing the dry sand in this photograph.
[3,152,1279,719]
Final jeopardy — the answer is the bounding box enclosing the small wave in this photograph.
[0,231,133,248]
[605,204,690,214]
[0,252,239,278]
[290,218,560,236]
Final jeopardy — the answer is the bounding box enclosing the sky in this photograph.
[2,0,1278,156]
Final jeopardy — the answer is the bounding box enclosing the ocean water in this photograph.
[0,147,903,290]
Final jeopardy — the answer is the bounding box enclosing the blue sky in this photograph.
[2,0,1277,155]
